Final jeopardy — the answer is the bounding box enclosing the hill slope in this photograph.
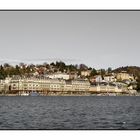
[113,66,140,90]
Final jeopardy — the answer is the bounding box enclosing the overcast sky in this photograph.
[0,11,140,69]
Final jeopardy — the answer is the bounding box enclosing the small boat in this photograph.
[29,92,39,96]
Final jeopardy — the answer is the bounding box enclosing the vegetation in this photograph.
[0,62,93,79]
[0,62,140,90]
[90,68,97,76]
[113,66,140,90]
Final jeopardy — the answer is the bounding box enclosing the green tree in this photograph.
[50,62,55,66]
[3,63,10,68]
[136,75,140,91]
[15,65,20,75]
[0,65,6,79]
[100,69,106,76]
[107,67,112,73]
[90,68,97,76]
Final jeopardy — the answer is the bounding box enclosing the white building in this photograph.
[94,75,103,83]
[104,75,116,82]
[9,77,90,92]
[72,80,90,91]
[5,77,12,84]
[45,73,70,80]
[0,80,5,92]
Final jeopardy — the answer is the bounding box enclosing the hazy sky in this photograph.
[0,11,140,69]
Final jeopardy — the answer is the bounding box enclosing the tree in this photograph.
[100,69,106,76]
[68,64,77,72]
[15,65,20,75]
[0,65,6,79]
[3,63,10,68]
[90,68,97,76]
[88,67,92,70]
[136,75,140,90]
[107,67,112,73]
[79,64,88,71]
[19,62,25,67]
[50,62,55,66]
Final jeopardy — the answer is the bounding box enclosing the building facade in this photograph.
[9,77,90,93]
[116,72,134,81]
[45,73,70,80]
[81,70,91,77]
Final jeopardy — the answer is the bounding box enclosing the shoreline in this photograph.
[0,93,140,96]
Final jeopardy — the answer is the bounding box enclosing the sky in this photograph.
[0,11,140,69]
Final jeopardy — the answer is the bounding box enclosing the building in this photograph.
[9,77,90,93]
[49,79,65,91]
[64,80,73,91]
[71,79,90,91]
[0,80,5,93]
[45,73,70,80]
[10,77,64,92]
[89,84,123,93]
[116,71,134,81]
[90,75,103,83]
[104,75,116,82]
[81,70,91,77]
[69,72,78,79]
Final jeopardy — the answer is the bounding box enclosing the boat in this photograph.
[29,92,39,96]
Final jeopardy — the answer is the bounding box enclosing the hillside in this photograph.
[113,66,140,90]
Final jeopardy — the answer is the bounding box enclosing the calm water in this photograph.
[0,96,140,130]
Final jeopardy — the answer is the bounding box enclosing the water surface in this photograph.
[0,96,140,129]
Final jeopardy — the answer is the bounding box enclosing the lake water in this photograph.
[0,96,140,130]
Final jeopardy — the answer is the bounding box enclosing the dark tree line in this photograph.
[0,61,120,82]
[0,61,101,79]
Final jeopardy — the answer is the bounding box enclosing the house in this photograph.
[81,70,91,77]
[45,72,70,80]
[104,75,116,82]
[69,72,78,79]
[90,75,103,83]
[116,71,134,81]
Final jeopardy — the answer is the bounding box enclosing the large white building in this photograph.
[9,77,90,92]
[71,79,90,91]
